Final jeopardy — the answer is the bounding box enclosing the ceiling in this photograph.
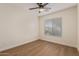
[38,3,77,16]
[0,3,77,16]
[21,3,77,16]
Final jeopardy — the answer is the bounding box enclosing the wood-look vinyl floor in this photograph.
[0,39,79,56]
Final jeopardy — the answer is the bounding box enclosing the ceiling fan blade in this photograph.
[29,7,39,10]
[43,3,48,6]
[37,3,42,6]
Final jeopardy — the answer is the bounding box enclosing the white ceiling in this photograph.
[0,3,77,16]
[20,3,77,16]
[39,3,77,16]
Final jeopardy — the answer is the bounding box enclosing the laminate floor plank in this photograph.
[0,39,79,56]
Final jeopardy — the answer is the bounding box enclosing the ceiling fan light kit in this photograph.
[39,8,45,12]
[29,3,50,13]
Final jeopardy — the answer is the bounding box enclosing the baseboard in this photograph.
[0,38,77,52]
[0,36,38,52]
[41,39,76,48]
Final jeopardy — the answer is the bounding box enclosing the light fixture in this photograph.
[39,8,45,13]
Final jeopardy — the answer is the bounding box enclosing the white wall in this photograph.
[77,4,79,51]
[0,4,77,52]
[0,4,39,51]
[40,6,77,47]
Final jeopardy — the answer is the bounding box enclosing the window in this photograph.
[44,17,62,37]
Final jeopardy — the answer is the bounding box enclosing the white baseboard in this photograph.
[0,37,77,52]
[0,36,38,52]
[41,39,76,48]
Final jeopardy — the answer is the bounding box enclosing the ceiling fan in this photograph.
[29,3,51,13]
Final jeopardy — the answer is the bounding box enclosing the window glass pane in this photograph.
[45,17,62,37]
